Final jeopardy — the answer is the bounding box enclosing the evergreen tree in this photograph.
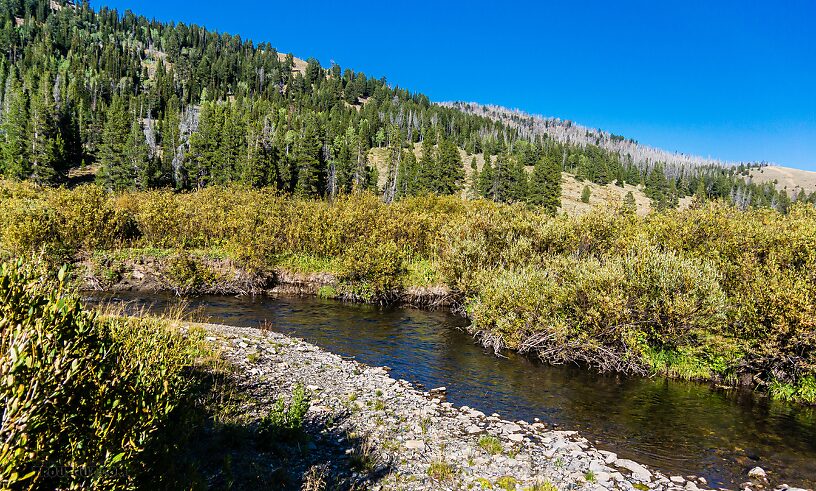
[434,137,464,195]
[478,155,496,200]
[417,132,436,193]
[187,103,222,188]
[294,115,324,197]
[96,97,135,191]
[126,118,153,190]
[0,71,28,179]
[529,154,561,214]
[396,148,418,199]
[27,75,63,184]
[581,185,591,203]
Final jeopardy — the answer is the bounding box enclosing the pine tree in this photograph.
[434,137,464,195]
[478,155,496,199]
[417,132,436,193]
[243,119,276,188]
[581,185,591,203]
[160,95,183,187]
[129,118,154,189]
[187,102,222,188]
[529,154,561,214]
[646,163,670,210]
[294,115,324,197]
[396,147,418,199]
[28,75,63,184]
[0,72,29,179]
[96,96,135,191]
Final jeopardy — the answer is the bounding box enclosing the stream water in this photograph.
[88,292,816,488]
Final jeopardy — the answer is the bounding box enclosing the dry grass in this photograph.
[277,52,308,75]
[749,165,816,195]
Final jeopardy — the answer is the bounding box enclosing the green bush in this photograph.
[0,259,202,488]
[340,240,408,301]
[163,251,218,295]
[467,248,727,374]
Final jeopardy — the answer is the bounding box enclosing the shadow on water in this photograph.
[90,292,816,488]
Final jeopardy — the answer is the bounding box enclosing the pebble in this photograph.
[749,467,767,479]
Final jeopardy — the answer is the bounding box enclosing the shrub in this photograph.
[163,251,218,295]
[467,248,727,374]
[0,259,201,488]
[477,435,503,455]
[340,240,407,301]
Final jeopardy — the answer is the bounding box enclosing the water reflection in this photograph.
[87,293,816,488]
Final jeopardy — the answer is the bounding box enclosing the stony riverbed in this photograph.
[183,322,805,491]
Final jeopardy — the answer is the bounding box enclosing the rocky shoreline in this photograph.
[184,321,801,491]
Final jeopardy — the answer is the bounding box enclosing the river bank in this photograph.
[78,253,455,308]
[182,320,801,491]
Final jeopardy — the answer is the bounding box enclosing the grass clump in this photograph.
[525,481,558,491]
[477,435,503,455]
[427,460,456,481]
[256,384,310,450]
[495,476,519,490]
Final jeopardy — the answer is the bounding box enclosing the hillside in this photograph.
[749,165,816,196]
[368,146,681,215]
[442,102,750,171]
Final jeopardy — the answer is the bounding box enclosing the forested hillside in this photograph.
[0,0,812,212]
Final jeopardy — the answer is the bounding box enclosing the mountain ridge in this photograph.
[440,101,770,170]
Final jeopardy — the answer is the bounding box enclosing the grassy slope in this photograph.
[749,165,816,195]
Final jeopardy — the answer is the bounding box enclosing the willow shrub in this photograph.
[0,259,202,488]
[467,248,728,375]
[339,240,408,302]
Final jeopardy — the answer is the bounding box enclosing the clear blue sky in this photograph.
[99,0,816,171]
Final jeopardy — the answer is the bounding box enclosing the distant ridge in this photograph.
[441,102,771,170]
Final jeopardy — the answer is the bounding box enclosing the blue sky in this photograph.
[99,0,816,171]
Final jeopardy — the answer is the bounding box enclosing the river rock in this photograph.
[748,467,767,479]
[615,458,653,480]
[671,476,686,484]
[404,439,425,450]
[599,450,618,465]
[465,424,484,435]
[503,422,522,433]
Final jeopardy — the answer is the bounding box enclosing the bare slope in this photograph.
[749,165,816,195]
